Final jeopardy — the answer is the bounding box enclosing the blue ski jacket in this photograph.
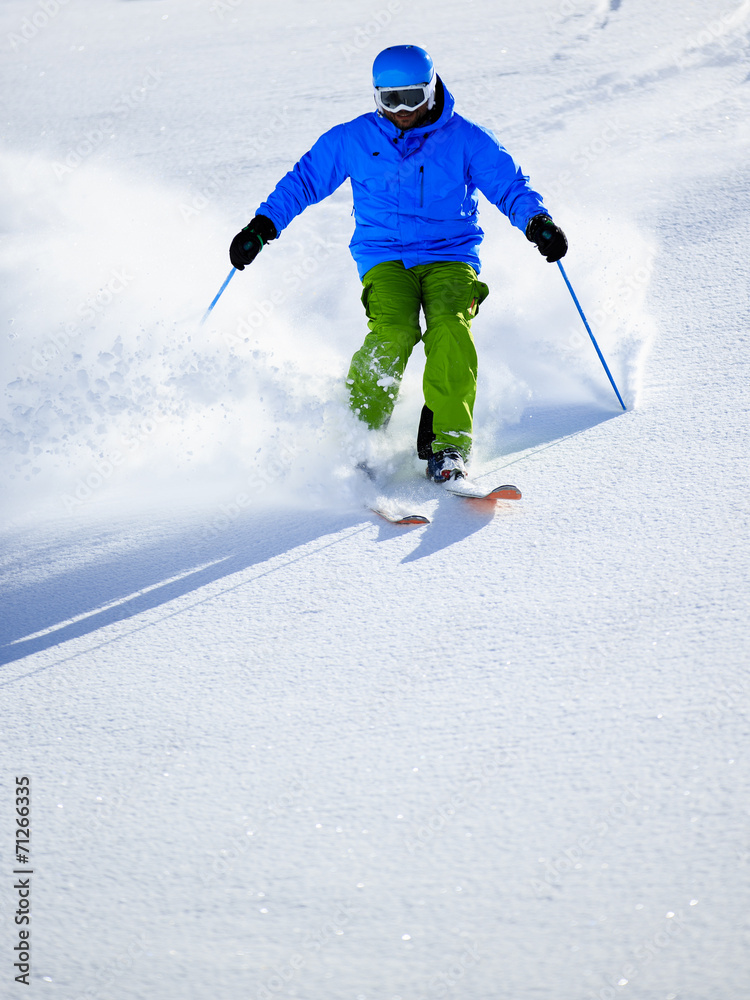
[256,80,548,280]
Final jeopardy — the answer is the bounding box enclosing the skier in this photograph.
[229,44,567,483]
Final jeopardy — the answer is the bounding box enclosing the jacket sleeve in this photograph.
[466,123,548,234]
[255,124,350,235]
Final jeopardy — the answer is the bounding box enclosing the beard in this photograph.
[382,102,432,130]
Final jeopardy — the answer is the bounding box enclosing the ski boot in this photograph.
[426,449,467,483]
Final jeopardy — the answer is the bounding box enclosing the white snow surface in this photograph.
[1,1,749,998]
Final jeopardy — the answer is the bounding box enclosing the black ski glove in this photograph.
[526,215,568,263]
[229,214,278,270]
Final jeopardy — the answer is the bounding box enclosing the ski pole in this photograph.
[557,260,627,411]
[199,267,236,326]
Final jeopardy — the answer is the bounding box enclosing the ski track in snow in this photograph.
[1,1,749,999]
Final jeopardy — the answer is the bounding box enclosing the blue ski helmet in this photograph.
[372,45,436,115]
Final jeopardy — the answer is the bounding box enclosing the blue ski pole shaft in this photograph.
[199,267,236,326]
[557,260,627,411]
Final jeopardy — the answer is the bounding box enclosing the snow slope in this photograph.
[1,1,749,998]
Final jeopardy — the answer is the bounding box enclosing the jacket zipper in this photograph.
[419,165,424,207]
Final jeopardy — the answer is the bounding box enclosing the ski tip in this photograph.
[393,514,431,525]
[444,481,523,501]
[487,485,523,501]
[369,507,430,526]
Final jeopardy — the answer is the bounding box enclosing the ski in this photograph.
[369,505,430,526]
[443,480,522,501]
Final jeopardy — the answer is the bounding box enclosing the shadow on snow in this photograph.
[0,402,623,672]
[493,402,621,462]
[0,506,364,673]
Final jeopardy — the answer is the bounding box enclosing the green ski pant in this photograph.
[346,260,489,457]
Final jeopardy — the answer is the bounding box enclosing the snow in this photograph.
[1,1,748,998]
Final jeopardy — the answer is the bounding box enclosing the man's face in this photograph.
[381,101,432,131]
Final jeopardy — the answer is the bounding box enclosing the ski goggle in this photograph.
[374,79,435,114]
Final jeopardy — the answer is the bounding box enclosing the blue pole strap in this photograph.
[557,260,627,411]
[199,267,236,327]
